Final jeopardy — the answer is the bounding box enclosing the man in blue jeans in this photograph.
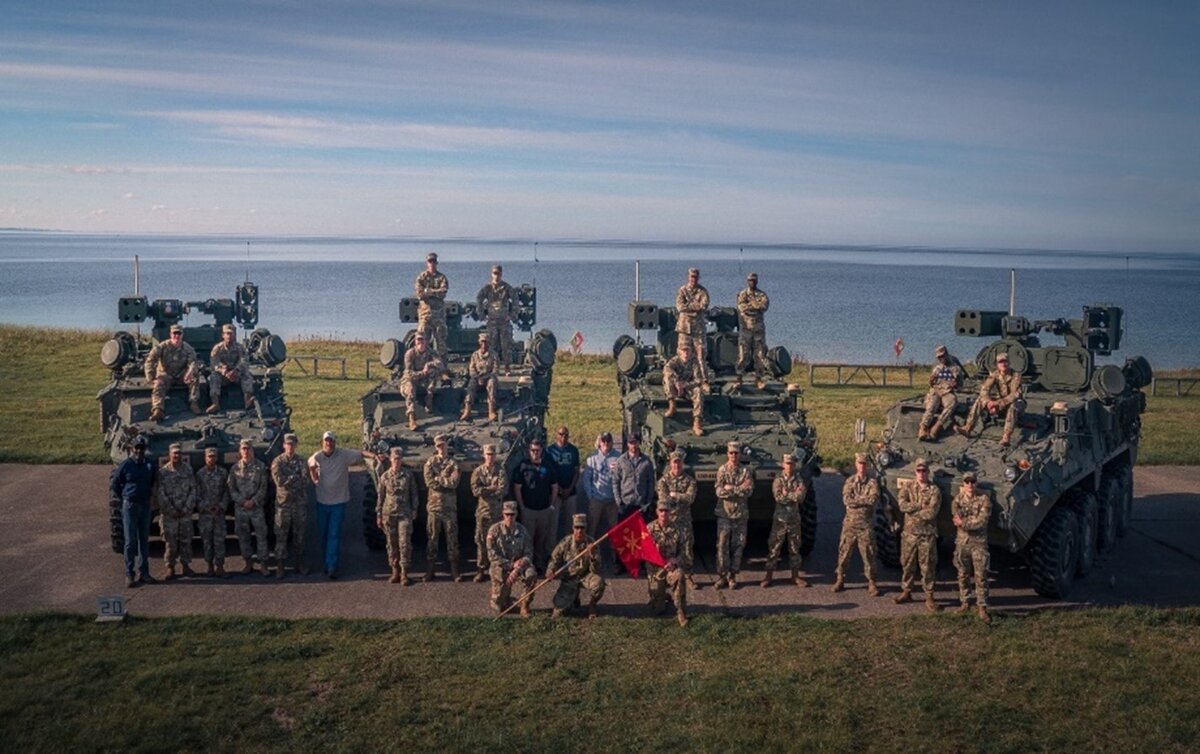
[111,435,157,587]
[307,430,379,578]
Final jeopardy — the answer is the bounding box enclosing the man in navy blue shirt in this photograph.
[546,425,580,539]
[110,435,157,587]
[514,438,559,574]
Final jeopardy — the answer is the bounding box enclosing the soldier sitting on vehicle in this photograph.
[208,323,255,413]
[461,332,498,422]
[145,323,201,421]
[919,345,963,441]
[663,340,706,436]
[401,332,443,430]
[957,352,1023,446]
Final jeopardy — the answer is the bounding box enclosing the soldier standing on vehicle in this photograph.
[378,446,418,586]
[762,453,809,589]
[662,340,706,437]
[957,352,1023,446]
[145,323,200,420]
[735,272,770,389]
[461,333,499,422]
[157,442,196,580]
[112,435,156,587]
[423,433,463,582]
[514,438,559,573]
[548,514,606,619]
[894,458,942,612]
[952,472,992,623]
[401,332,442,431]
[476,264,517,371]
[656,450,699,590]
[833,453,880,596]
[195,447,229,578]
[674,267,710,381]
[414,252,449,358]
[714,441,753,589]
[207,323,255,413]
[486,501,537,618]
[647,501,689,627]
[270,433,309,578]
[470,443,508,582]
[228,439,270,576]
[919,345,963,441]
[612,433,654,518]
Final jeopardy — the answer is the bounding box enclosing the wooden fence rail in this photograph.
[808,363,917,388]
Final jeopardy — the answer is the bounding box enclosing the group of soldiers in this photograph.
[920,344,1024,447]
[144,322,256,422]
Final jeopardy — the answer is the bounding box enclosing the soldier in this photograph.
[469,443,508,582]
[662,340,706,437]
[674,267,710,381]
[414,251,449,358]
[647,500,689,627]
[656,449,699,590]
[400,332,442,431]
[461,332,498,422]
[377,446,418,585]
[952,472,992,623]
[919,345,963,441]
[112,434,156,587]
[548,513,606,619]
[423,433,462,582]
[195,447,229,577]
[476,264,517,370]
[714,441,753,589]
[486,500,537,618]
[894,458,942,612]
[270,433,309,578]
[157,442,196,580]
[833,453,880,596]
[227,438,270,576]
[145,323,200,420]
[958,352,1023,446]
[762,453,809,589]
[207,323,255,413]
[735,272,770,389]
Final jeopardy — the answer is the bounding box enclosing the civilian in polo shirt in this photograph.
[308,430,379,578]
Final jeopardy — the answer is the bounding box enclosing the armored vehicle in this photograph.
[615,300,821,551]
[868,305,1151,598]
[359,285,556,549]
[98,279,291,552]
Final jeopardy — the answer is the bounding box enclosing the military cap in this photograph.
[133,435,148,448]
[502,500,518,514]
[598,431,613,444]
[414,331,426,340]
[204,447,218,457]
[854,452,868,463]
[168,442,182,453]
[996,352,1009,363]
[668,449,685,462]
[426,252,438,263]
[656,499,675,512]
[169,323,183,334]
[482,444,497,455]
[627,433,642,443]
[322,430,337,442]
[934,344,947,357]
[687,267,700,276]
[492,264,502,274]
[222,324,236,334]
[746,272,758,281]
[962,472,977,483]
[572,513,587,528]
[389,445,403,457]
[914,457,929,469]
[782,452,796,464]
[239,439,253,449]
[726,441,741,453]
[434,433,450,445]
[282,433,298,445]
[478,332,489,342]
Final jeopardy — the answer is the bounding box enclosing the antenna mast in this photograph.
[1009,268,1016,316]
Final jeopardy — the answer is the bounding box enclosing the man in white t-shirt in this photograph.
[308,430,378,578]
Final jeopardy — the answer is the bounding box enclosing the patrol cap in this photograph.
[668,449,685,462]
[204,447,218,457]
[627,433,642,444]
[656,499,675,512]
[239,439,253,449]
[133,435,148,448]
[782,452,796,464]
[962,472,977,483]
[746,272,758,281]
[169,323,183,334]
[854,452,868,463]
[502,500,517,514]
[414,331,426,341]
[726,441,741,453]
[434,433,450,445]
[935,345,947,357]
[492,264,502,274]
[282,433,298,445]
[168,442,182,453]
[914,457,929,470]
[426,252,438,263]
[222,324,236,334]
[482,443,497,454]
[389,445,403,457]
[322,430,337,442]
[996,352,1009,363]
[478,332,489,342]
[572,513,587,528]
[687,267,700,276]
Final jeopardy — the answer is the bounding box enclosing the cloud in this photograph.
[122,192,136,199]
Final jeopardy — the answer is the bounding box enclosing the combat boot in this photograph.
[714,574,728,590]
[388,563,401,584]
[692,417,703,437]
[126,574,137,588]
[519,600,531,619]
[978,606,992,624]
[925,594,940,613]
[190,401,203,415]
[181,563,195,578]
[664,399,677,418]
[424,565,435,583]
[955,602,970,615]
[276,565,286,579]
[791,570,809,588]
[205,561,215,577]
[728,572,738,590]
[893,589,912,604]
[551,608,563,619]
[407,412,418,431]
[451,561,463,583]
[162,564,177,581]
[760,570,773,588]
[399,568,410,586]
[149,406,165,422]
[686,574,700,591]
[831,576,845,593]
[677,609,689,628]
[473,568,486,583]
[487,406,498,423]
[424,393,434,415]
[460,405,471,421]
[299,563,310,576]
[243,393,255,410]
[214,564,227,578]
[241,558,254,575]
[206,402,221,414]
[916,426,930,441]
[261,562,272,577]
[588,603,598,620]
[955,424,973,437]
[867,580,880,597]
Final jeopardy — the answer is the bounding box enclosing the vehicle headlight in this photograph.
[875,451,891,469]
[1004,465,1018,482]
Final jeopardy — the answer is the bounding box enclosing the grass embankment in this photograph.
[1,325,1196,466]
[1,610,1196,751]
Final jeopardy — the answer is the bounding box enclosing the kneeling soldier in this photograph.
[647,500,689,627]
[487,501,537,618]
[952,472,992,623]
[378,446,418,585]
[548,514,606,619]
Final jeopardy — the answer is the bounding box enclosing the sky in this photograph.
[1,0,1198,251]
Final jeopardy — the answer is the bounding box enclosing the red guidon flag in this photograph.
[570,330,585,355]
[606,510,665,578]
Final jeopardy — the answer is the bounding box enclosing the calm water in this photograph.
[1,232,1197,368]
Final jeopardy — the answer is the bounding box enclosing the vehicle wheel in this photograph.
[1096,475,1120,553]
[799,486,818,557]
[1067,489,1098,576]
[361,476,386,551]
[109,495,124,553]
[1029,504,1079,598]
[873,505,901,569]
[1115,465,1133,538]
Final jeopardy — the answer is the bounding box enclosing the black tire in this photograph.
[361,475,386,551]
[1067,489,1098,576]
[799,486,818,557]
[1115,465,1133,538]
[1096,475,1120,554]
[1029,504,1079,599]
[873,504,901,569]
[109,495,124,553]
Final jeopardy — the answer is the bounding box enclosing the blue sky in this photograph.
[1,1,1197,250]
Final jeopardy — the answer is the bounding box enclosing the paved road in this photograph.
[1,464,1196,620]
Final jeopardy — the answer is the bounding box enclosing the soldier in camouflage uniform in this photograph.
[377,446,418,585]
[270,433,308,578]
[486,501,537,617]
[476,264,517,370]
[958,352,1024,446]
[461,332,498,422]
[714,441,753,589]
[662,340,706,436]
[833,453,880,596]
[656,450,699,590]
[894,458,942,611]
[227,438,270,576]
[762,453,809,588]
[423,433,462,582]
[647,501,688,627]
[548,513,606,619]
[952,472,992,623]
[735,272,770,389]
[414,251,450,358]
[919,345,963,441]
[207,323,255,413]
[470,443,508,582]
[145,323,200,420]
[674,267,710,382]
[157,442,196,579]
[195,447,229,577]
[400,332,442,430]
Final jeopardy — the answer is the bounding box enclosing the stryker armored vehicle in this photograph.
[615,300,821,551]
[358,284,556,549]
[98,277,291,552]
[867,305,1151,598]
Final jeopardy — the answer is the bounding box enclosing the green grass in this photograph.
[0,325,1196,466]
[0,609,1196,752]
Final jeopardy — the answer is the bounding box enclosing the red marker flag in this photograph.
[606,510,665,578]
[570,330,585,355]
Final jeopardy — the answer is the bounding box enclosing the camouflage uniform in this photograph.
[646,518,687,619]
[400,347,441,418]
[952,487,992,608]
[195,464,229,567]
[208,340,255,405]
[674,281,709,380]
[157,461,196,568]
[547,533,606,611]
[227,456,269,566]
[423,454,461,570]
[766,470,807,573]
[464,347,498,415]
[270,453,308,567]
[921,360,964,435]
[486,519,537,611]
[964,368,1023,438]
[378,464,419,571]
[897,480,941,596]
[735,285,770,382]
[415,269,450,357]
[714,461,753,580]
[145,338,199,412]
[836,473,880,583]
[476,279,517,366]
[656,470,697,572]
[470,463,508,571]
[662,352,704,409]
